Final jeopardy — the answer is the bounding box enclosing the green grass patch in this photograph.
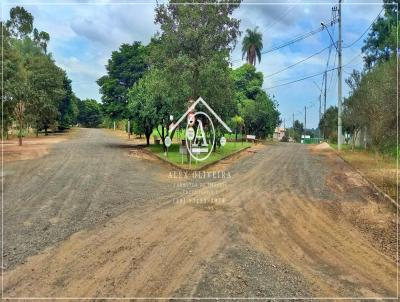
[148,141,251,169]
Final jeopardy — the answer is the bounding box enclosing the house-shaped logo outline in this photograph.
[169,97,232,134]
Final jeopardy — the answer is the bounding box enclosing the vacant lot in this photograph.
[3,128,397,298]
[2,131,73,162]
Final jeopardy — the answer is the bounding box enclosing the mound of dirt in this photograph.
[313,142,332,151]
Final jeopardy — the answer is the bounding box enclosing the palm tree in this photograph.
[231,115,244,142]
[241,27,263,66]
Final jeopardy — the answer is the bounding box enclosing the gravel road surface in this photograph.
[3,128,397,298]
[3,128,175,269]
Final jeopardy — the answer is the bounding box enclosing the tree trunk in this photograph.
[161,122,166,152]
[249,45,256,65]
[18,136,22,146]
[145,127,151,146]
[45,128,48,136]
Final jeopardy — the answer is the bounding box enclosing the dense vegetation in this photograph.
[98,0,280,147]
[1,6,106,145]
[1,7,80,144]
[319,0,397,155]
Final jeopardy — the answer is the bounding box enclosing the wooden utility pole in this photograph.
[304,106,307,130]
[318,93,322,122]
[337,0,343,150]
[324,70,327,114]
[292,112,295,139]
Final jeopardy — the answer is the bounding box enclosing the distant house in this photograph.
[273,127,286,141]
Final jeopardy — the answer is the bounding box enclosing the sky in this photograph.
[2,0,384,129]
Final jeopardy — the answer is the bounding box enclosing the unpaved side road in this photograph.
[3,129,398,298]
[2,128,177,270]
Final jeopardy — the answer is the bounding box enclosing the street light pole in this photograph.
[321,1,342,150]
[337,0,343,150]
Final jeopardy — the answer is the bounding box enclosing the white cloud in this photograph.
[2,0,385,127]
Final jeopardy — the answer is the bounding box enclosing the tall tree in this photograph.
[232,64,279,138]
[58,75,78,130]
[128,71,160,146]
[343,57,396,153]
[97,42,148,120]
[241,27,263,66]
[343,70,364,150]
[27,53,66,135]
[292,120,304,142]
[152,0,241,127]
[6,6,33,38]
[33,28,50,53]
[319,106,338,143]
[1,21,25,138]
[3,6,73,141]
[362,0,398,68]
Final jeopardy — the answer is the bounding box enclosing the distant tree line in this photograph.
[1,6,103,145]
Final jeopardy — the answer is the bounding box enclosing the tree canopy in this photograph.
[2,6,79,143]
[241,27,263,66]
[99,1,281,146]
[97,42,148,120]
[232,64,280,138]
[362,0,398,68]
[77,99,103,128]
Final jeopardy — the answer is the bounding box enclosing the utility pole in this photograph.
[304,106,307,130]
[337,0,343,150]
[318,93,321,122]
[292,113,295,139]
[283,118,286,129]
[324,70,327,114]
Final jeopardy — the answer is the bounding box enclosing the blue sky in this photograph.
[2,0,384,128]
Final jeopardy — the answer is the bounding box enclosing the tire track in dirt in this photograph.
[3,139,397,298]
[226,143,397,297]
[3,202,228,297]
[2,128,180,270]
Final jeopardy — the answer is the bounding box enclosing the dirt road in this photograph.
[3,128,397,298]
[3,128,176,269]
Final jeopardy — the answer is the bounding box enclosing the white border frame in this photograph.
[1,1,398,300]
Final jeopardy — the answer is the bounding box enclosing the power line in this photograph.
[264,44,334,79]
[342,7,384,48]
[232,20,336,63]
[261,4,297,36]
[328,51,337,91]
[264,52,362,90]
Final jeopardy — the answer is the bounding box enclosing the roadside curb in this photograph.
[198,146,251,171]
[332,149,398,209]
[141,145,251,172]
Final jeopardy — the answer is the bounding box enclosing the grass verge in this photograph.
[330,144,397,201]
[148,141,251,170]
